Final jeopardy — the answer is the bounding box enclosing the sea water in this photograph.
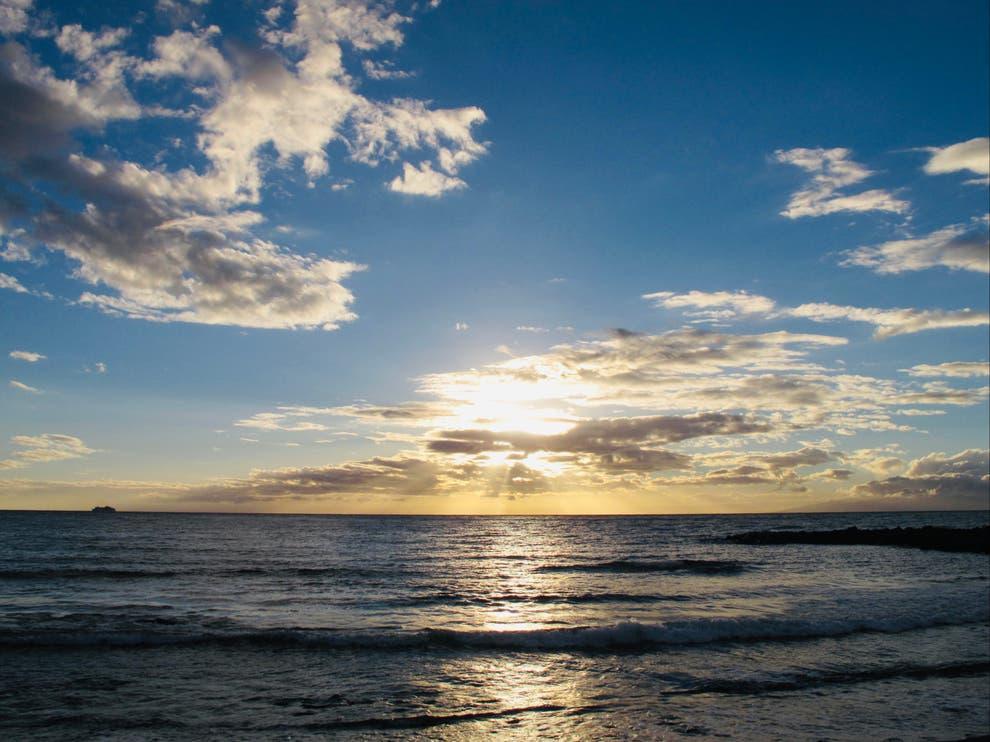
[0,510,987,740]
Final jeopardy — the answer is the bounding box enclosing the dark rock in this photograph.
[726,525,989,553]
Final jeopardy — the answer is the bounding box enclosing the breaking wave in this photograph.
[4,609,985,651]
[535,559,749,575]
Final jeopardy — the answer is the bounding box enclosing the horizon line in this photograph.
[2,508,986,517]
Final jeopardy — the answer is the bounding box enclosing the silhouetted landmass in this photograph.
[91,505,117,513]
[727,526,989,554]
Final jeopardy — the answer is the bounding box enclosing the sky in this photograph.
[0,0,988,514]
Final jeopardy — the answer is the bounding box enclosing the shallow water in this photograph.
[1,511,987,740]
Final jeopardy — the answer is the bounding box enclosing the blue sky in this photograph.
[0,0,987,512]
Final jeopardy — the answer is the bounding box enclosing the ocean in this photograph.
[0,510,987,740]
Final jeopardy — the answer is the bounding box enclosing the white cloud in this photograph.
[362,59,413,80]
[786,303,989,339]
[389,161,467,196]
[516,325,549,333]
[841,223,989,274]
[0,0,32,35]
[84,361,107,374]
[0,0,488,330]
[648,288,989,339]
[0,227,31,262]
[234,411,329,432]
[922,137,989,177]
[643,290,777,321]
[9,350,45,362]
[902,362,988,378]
[136,26,231,85]
[0,273,28,293]
[55,25,130,63]
[454,321,469,331]
[774,147,909,218]
[0,433,93,470]
[8,379,40,393]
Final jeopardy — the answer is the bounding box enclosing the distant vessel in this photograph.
[91,505,117,513]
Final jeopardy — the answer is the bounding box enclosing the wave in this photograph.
[3,610,985,651]
[0,565,410,581]
[283,703,597,732]
[0,560,746,581]
[228,566,410,578]
[0,568,178,580]
[384,591,693,607]
[674,660,990,696]
[535,559,748,575]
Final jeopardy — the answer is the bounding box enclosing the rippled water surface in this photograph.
[1,511,987,740]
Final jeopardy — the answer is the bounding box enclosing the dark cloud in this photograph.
[430,413,772,457]
[659,446,841,491]
[183,456,441,504]
[814,468,853,480]
[427,413,772,474]
[324,403,453,421]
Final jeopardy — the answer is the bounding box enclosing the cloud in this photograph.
[643,290,777,321]
[902,362,989,378]
[182,455,443,504]
[906,448,988,478]
[922,137,989,177]
[774,147,909,218]
[0,433,94,470]
[785,303,989,339]
[648,289,988,339]
[388,161,466,196]
[0,226,30,261]
[657,446,843,492]
[135,26,231,84]
[0,271,49,298]
[848,449,989,510]
[811,468,853,480]
[422,327,848,405]
[416,320,989,440]
[362,59,413,80]
[428,413,772,473]
[846,447,905,475]
[841,223,989,275]
[499,461,551,494]
[0,272,27,293]
[516,325,549,333]
[155,0,209,26]
[234,412,329,432]
[0,0,32,35]
[454,321,469,331]
[231,401,456,436]
[85,361,107,374]
[9,349,44,362]
[890,382,989,407]
[313,402,453,421]
[8,379,39,393]
[0,0,488,330]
